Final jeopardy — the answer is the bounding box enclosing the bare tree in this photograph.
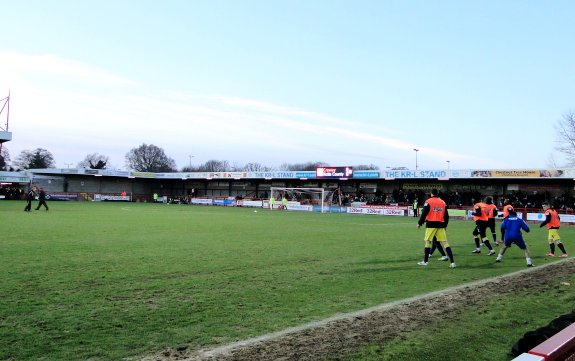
[78,153,110,169]
[555,112,575,166]
[546,154,559,169]
[353,164,380,170]
[125,143,177,172]
[14,148,55,169]
[241,162,273,172]
[198,159,230,172]
[278,161,328,171]
[0,146,10,171]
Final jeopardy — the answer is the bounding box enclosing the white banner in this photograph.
[287,204,314,212]
[347,207,405,216]
[527,212,575,223]
[93,194,131,201]
[351,202,368,207]
[237,200,263,208]
[191,198,213,205]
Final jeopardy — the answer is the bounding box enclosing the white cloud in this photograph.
[1,51,492,170]
[0,52,134,86]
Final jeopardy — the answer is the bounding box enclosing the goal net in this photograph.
[270,187,341,213]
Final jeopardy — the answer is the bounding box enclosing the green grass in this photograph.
[344,273,575,361]
[0,201,572,360]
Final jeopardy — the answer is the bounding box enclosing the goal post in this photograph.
[270,187,341,213]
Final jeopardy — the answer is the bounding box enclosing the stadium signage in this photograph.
[93,194,130,201]
[316,167,353,178]
[237,200,263,208]
[213,199,235,206]
[403,183,443,190]
[99,169,130,177]
[287,204,314,211]
[0,175,30,182]
[191,198,213,205]
[10,167,575,181]
[295,172,316,178]
[493,170,541,177]
[384,170,448,178]
[46,194,79,201]
[361,204,409,210]
[527,212,575,223]
[347,207,405,216]
[353,171,379,178]
[131,172,156,178]
[254,172,274,178]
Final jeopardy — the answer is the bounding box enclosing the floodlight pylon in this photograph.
[0,90,12,151]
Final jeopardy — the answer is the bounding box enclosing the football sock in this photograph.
[558,243,567,254]
[424,247,430,262]
[483,239,493,250]
[550,244,556,254]
[474,237,480,249]
[446,247,454,263]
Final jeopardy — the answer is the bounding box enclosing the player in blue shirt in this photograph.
[496,208,533,267]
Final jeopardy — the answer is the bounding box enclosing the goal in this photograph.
[270,187,342,213]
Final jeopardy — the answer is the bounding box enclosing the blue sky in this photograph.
[0,1,573,170]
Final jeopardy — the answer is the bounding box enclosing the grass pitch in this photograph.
[0,201,573,360]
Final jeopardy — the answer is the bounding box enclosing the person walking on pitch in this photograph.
[24,187,36,212]
[417,189,455,268]
[35,188,49,211]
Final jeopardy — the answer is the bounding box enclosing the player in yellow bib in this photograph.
[269,196,275,210]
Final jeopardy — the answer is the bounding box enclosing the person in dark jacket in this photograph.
[24,187,36,212]
[35,188,49,211]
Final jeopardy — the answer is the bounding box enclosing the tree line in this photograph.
[0,143,379,172]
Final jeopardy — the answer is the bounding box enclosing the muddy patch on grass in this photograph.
[142,259,575,361]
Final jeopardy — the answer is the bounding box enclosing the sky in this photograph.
[0,0,574,171]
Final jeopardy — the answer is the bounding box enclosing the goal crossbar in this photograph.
[270,187,340,213]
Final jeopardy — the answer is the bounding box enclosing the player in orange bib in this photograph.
[483,196,499,245]
[471,200,495,255]
[540,202,568,257]
[416,189,455,268]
